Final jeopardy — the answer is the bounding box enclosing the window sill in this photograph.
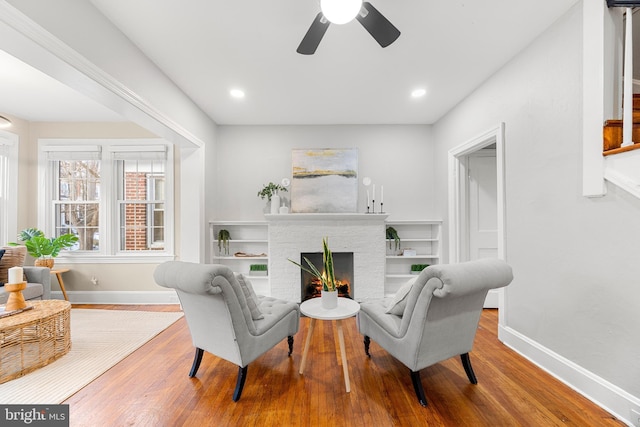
[53,253,176,264]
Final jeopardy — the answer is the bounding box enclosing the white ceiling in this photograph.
[1,0,580,126]
[0,49,124,123]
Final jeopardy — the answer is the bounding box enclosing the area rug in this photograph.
[0,309,183,404]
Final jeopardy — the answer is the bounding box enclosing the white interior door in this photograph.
[467,150,499,307]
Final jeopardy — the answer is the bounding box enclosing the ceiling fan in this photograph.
[297,1,401,55]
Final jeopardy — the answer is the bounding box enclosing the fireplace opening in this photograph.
[300,252,354,302]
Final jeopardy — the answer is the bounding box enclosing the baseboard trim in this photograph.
[499,324,639,426]
[483,289,499,308]
[51,290,179,305]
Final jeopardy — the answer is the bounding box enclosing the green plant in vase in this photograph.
[217,229,231,256]
[257,182,288,202]
[288,237,336,292]
[249,264,268,276]
[411,264,430,275]
[9,227,78,268]
[386,226,401,253]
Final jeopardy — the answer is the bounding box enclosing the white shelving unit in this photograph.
[384,220,442,296]
[209,219,442,298]
[209,221,269,294]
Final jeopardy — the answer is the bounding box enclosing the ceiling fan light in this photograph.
[411,88,427,98]
[230,89,245,99]
[321,0,363,25]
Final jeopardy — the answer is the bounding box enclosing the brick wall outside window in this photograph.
[124,172,148,250]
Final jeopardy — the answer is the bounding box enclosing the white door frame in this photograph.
[448,123,507,318]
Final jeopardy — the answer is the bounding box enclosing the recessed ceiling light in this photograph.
[411,88,427,98]
[230,89,245,99]
[0,115,12,128]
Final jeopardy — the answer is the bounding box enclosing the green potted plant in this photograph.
[410,264,429,275]
[10,227,78,268]
[288,237,337,309]
[249,264,268,276]
[257,182,288,202]
[217,229,231,256]
[386,226,401,254]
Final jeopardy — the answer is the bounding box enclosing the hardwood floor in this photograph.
[65,305,624,426]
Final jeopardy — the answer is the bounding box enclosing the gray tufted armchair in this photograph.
[357,258,513,406]
[154,261,300,402]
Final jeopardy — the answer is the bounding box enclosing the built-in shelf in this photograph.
[209,221,270,294]
[210,218,442,299]
[384,220,442,294]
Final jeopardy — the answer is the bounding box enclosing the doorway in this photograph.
[448,123,506,312]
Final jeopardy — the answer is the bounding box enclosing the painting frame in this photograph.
[291,148,358,213]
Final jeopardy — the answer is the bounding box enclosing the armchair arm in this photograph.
[24,266,52,300]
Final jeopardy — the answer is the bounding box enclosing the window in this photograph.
[40,139,174,262]
[0,131,18,244]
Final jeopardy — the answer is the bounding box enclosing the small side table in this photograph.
[299,297,360,392]
[50,268,70,301]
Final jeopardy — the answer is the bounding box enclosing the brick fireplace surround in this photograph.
[266,213,387,302]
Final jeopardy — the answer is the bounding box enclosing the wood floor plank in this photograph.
[64,306,625,426]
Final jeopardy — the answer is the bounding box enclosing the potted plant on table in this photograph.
[288,237,337,309]
[10,227,78,268]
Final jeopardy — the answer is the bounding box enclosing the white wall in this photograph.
[433,2,640,416]
[213,125,435,222]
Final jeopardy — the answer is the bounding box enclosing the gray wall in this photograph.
[433,4,640,402]
[213,125,434,222]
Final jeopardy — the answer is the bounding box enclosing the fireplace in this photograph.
[267,213,387,302]
[300,252,354,302]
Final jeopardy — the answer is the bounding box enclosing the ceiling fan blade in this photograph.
[297,13,330,55]
[356,2,400,48]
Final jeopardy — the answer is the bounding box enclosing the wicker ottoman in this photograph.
[0,300,71,383]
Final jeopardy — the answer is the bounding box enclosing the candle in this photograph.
[381,186,384,204]
[8,266,23,284]
[372,184,376,201]
[366,190,370,208]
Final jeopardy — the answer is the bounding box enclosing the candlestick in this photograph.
[366,189,370,211]
[381,186,384,204]
[8,266,23,284]
[372,184,376,202]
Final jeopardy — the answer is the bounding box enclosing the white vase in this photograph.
[321,290,338,309]
[270,194,280,214]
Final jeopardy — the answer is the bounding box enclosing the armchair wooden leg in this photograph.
[364,336,371,357]
[410,370,428,407]
[287,336,294,356]
[233,366,248,402]
[189,348,204,378]
[460,352,478,384]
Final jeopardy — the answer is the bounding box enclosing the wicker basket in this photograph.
[0,246,27,284]
[0,300,71,383]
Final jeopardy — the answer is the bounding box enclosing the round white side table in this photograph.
[299,297,360,392]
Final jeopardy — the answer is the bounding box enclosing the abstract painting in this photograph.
[291,148,358,213]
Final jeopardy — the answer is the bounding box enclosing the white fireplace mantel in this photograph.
[264,213,388,222]
[266,213,388,302]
